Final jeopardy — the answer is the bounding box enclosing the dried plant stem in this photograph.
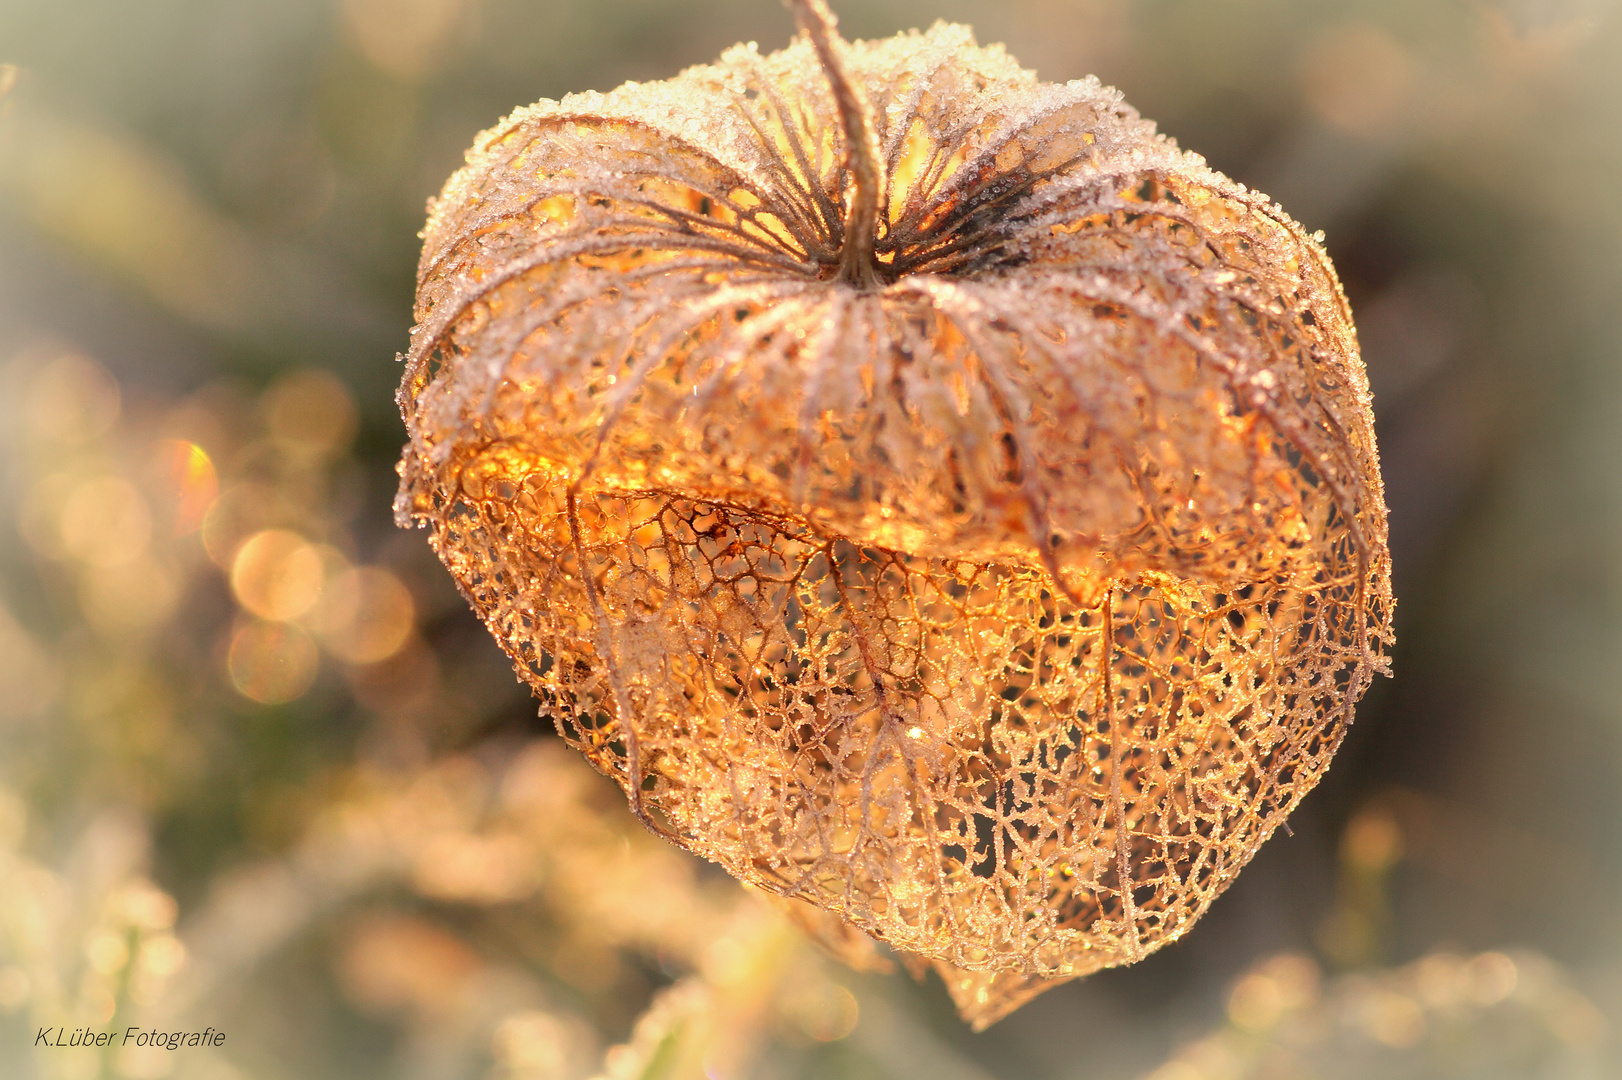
[786,0,882,289]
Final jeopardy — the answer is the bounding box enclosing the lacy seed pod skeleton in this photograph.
[395,0,1392,1028]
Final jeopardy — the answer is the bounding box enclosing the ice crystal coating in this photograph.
[395,7,1392,1029]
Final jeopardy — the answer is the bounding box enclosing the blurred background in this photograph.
[1,0,1620,1077]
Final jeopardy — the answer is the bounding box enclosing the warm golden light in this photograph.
[57,476,152,567]
[395,0,1391,1028]
[230,529,324,621]
[201,484,274,568]
[150,438,219,535]
[311,566,415,664]
[24,350,121,446]
[1300,24,1415,137]
[784,981,860,1042]
[262,368,357,460]
[79,556,180,634]
[341,0,470,82]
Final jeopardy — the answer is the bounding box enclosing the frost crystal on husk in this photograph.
[395,10,1392,1029]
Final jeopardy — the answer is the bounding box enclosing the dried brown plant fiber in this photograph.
[395,0,1392,1028]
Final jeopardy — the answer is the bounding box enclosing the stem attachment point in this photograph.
[786,0,882,289]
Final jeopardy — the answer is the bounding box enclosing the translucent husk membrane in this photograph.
[395,11,1392,1029]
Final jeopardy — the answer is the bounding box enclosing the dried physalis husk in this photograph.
[395,0,1392,1029]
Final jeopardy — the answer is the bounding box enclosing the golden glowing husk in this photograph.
[396,4,1391,1028]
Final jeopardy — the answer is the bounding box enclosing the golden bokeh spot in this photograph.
[1464,951,1518,1006]
[1358,989,1426,1049]
[24,349,121,445]
[79,556,181,636]
[227,619,320,704]
[493,1012,577,1076]
[84,931,130,976]
[345,635,440,719]
[262,368,358,459]
[341,0,470,82]
[410,832,535,903]
[231,529,325,621]
[201,484,277,568]
[149,438,219,535]
[1299,24,1415,138]
[782,981,860,1042]
[58,476,152,567]
[311,566,415,664]
[337,913,483,1017]
[0,967,29,1013]
[1227,955,1319,1033]
[1341,807,1404,872]
[115,882,179,930]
